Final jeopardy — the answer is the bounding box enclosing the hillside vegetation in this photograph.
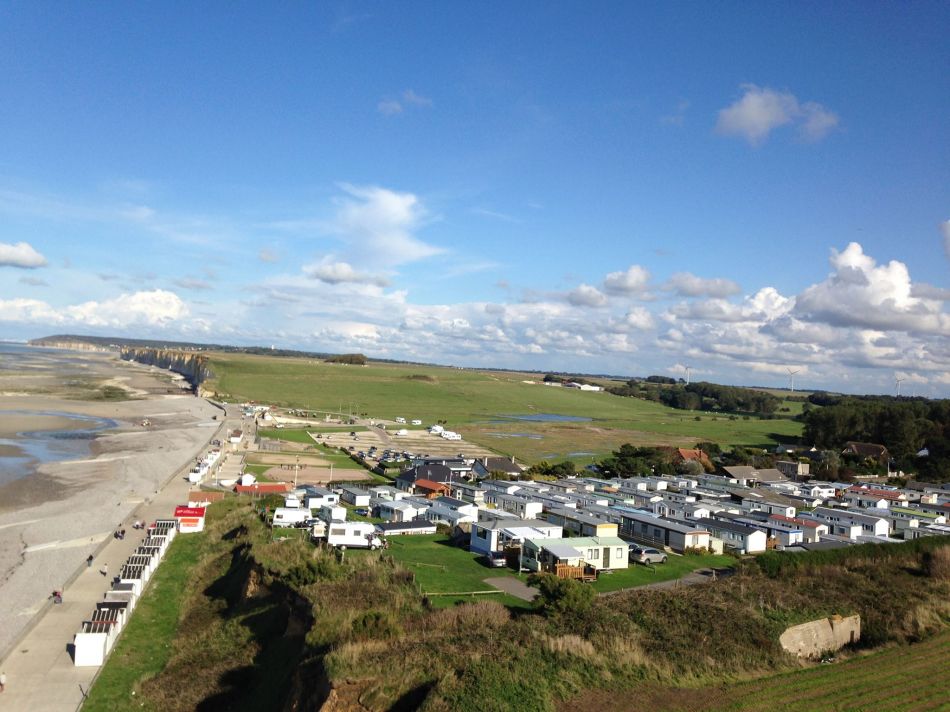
[204,353,802,462]
[87,500,950,712]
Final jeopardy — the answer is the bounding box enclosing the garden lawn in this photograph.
[590,553,736,593]
[381,534,530,609]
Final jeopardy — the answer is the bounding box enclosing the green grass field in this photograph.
[207,354,802,462]
[346,534,531,609]
[640,629,950,712]
[590,553,736,593]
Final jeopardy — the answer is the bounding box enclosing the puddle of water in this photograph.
[486,432,544,440]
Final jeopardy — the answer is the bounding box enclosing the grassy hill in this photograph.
[205,353,803,462]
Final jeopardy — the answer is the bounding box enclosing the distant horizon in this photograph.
[23,332,942,402]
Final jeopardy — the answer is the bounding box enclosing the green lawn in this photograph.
[207,353,803,463]
[590,552,736,593]
[382,534,532,608]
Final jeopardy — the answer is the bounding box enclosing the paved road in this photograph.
[0,403,239,712]
[484,576,539,602]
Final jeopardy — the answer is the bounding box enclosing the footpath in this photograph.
[0,406,237,712]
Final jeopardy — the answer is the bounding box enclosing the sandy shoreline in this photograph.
[0,350,223,657]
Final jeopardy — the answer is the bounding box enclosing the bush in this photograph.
[528,574,595,618]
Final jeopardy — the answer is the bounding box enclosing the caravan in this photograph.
[313,520,383,549]
[272,507,311,528]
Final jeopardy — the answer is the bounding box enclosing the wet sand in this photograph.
[0,350,222,657]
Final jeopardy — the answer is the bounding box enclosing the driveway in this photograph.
[484,576,538,602]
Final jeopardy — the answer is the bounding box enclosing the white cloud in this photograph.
[377,99,403,116]
[303,259,390,287]
[0,289,189,329]
[603,265,651,294]
[258,248,278,263]
[377,89,432,116]
[664,272,741,298]
[795,242,950,335]
[716,84,838,145]
[331,184,443,267]
[402,89,432,107]
[800,101,840,142]
[567,284,608,307]
[0,241,47,268]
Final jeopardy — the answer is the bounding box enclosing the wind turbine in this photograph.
[895,377,905,397]
[684,365,692,386]
[786,367,800,393]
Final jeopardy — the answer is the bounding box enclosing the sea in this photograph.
[0,343,117,485]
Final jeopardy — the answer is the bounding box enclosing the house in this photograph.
[376,521,437,536]
[842,442,890,464]
[769,514,827,543]
[302,486,339,509]
[395,464,453,492]
[776,460,811,479]
[423,496,479,526]
[340,487,371,507]
[801,507,890,540]
[672,448,714,471]
[543,506,619,538]
[844,486,908,509]
[484,491,544,519]
[696,517,767,554]
[414,479,452,498]
[469,519,563,557]
[375,499,424,523]
[472,456,525,479]
[523,536,629,574]
[449,481,487,505]
[615,508,712,553]
[722,466,788,488]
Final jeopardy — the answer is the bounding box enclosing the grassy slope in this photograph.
[626,629,950,712]
[83,528,204,711]
[207,354,802,462]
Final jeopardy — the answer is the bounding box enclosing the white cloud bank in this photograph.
[0,289,189,329]
[716,84,839,145]
[0,241,47,268]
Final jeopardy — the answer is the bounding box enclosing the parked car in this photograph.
[629,545,667,564]
[483,551,508,568]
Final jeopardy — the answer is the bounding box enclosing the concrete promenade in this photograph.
[0,406,238,712]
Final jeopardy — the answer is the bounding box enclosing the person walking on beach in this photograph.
[86,554,94,567]
[1,671,7,692]
[100,563,108,577]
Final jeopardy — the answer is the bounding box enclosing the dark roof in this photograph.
[843,442,889,459]
[396,464,453,484]
[376,521,437,533]
[695,517,764,536]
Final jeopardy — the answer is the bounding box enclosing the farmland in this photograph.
[206,353,802,462]
[570,629,950,712]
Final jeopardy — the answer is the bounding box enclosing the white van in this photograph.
[395,417,406,424]
[325,521,383,549]
[272,507,311,528]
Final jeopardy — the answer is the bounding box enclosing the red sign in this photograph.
[174,506,206,518]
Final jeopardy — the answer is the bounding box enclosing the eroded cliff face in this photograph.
[120,347,215,393]
[28,338,112,352]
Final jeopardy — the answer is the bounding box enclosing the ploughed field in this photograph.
[207,354,802,462]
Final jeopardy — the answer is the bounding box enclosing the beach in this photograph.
[0,347,222,657]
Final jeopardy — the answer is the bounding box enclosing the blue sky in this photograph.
[0,2,948,395]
